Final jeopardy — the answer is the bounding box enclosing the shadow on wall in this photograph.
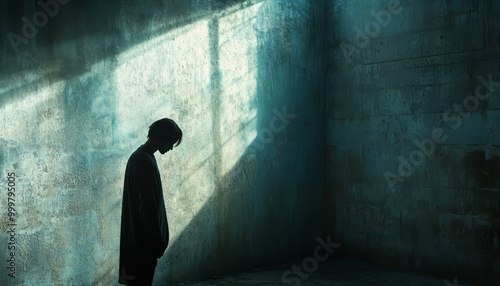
[0,0,267,284]
[0,0,261,108]
[156,0,326,284]
[0,0,326,285]
[324,0,500,284]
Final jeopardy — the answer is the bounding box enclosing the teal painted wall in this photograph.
[326,0,500,283]
[0,0,326,285]
[5,0,498,284]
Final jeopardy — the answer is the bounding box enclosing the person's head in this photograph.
[147,118,183,154]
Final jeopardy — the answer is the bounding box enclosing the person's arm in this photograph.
[134,156,165,257]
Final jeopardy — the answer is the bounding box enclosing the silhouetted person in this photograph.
[119,118,183,285]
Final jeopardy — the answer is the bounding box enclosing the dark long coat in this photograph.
[119,145,169,281]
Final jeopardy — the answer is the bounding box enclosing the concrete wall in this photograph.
[326,0,500,284]
[0,0,326,285]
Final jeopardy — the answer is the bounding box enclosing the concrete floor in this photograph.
[175,258,472,286]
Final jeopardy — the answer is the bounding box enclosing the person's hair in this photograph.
[148,118,183,147]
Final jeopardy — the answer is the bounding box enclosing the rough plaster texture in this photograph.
[0,0,326,285]
[326,0,500,284]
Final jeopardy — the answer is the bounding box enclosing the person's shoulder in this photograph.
[128,147,154,164]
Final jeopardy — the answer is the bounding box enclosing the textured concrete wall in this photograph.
[326,0,500,284]
[0,0,325,285]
